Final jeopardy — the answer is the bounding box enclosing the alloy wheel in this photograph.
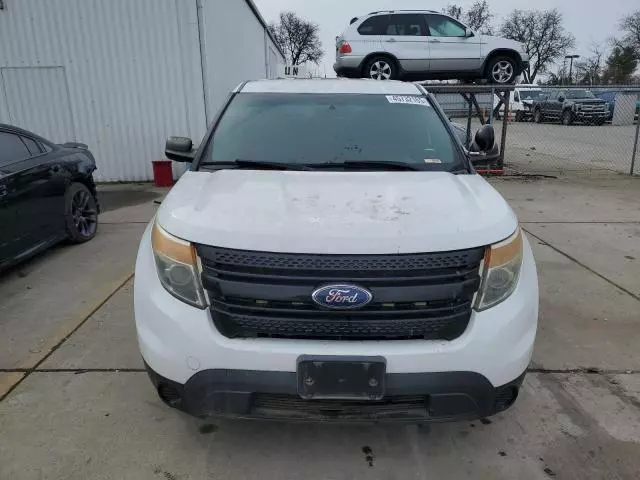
[71,190,98,237]
[492,61,514,84]
[369,61,392,80]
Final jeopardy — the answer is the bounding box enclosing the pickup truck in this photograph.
[532,89,608,126]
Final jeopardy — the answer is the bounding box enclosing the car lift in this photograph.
[419,84,515,174]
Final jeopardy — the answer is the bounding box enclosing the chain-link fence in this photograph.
[429,85,640,176]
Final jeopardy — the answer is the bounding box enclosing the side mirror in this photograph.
[473,125,495,152]
[513,93,520,102]
[469,125,499,164]
[558,95,565,102]
[165,136,195,162]
[465,27,474,37]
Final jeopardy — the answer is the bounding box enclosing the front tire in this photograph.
[363,56,398,81]
[561,110,573,126]
[65,182,98,244]
[486,56,517,84]
[534,109,543,123]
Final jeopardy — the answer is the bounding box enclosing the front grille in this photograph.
[251,394,429,420]
[580,104,606,112]
[197,246,485,341]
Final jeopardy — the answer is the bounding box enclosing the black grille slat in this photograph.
[201,264,479,286]
[251,394,429,419]
[202,276,480,304]
[198,247,479,272]
[214,311,470,341]
[196,245,484,341]
[211,299,471,319]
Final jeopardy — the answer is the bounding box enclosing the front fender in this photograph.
[481,49,524,74]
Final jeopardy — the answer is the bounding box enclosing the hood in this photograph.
[157,171,518,255]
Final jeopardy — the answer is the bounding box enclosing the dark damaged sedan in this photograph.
[0,124,99,271]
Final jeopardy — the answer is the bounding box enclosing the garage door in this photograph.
[1,67,75,142]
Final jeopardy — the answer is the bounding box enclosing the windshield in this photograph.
[520,90,542,100]
[200,93,462,170]
[566,90,596,99]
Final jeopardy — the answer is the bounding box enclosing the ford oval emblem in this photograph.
[311,284,373,310]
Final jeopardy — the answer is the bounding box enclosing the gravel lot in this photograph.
[455,119,640,175]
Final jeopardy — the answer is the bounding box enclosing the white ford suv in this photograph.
[134,79,539,423]
[334,10,529,84]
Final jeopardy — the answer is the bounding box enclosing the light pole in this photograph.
[565,54,580,85]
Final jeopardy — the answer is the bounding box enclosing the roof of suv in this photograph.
[367,10,438,14]
[240,79,423,95]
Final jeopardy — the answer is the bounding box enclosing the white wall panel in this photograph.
[266,34,285,79]
[0,0,284,181]
[1,67,76,143]
[200,0,268,120]
[0,0,206,181]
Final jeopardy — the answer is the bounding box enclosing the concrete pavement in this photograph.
[2,369,639,480]
[1,178,639,479]
[0,224,142,372]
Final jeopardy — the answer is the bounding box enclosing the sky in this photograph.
[253,0,637,78]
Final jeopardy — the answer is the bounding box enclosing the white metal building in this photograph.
[0,0,285,181]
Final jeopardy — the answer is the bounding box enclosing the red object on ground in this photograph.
[152,160,174,187]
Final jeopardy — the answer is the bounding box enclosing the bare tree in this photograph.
[443,1,493,34]
[268,12,323,65]
[500,9,575,83]
[465,1,494,35]
[574,43,606,85]
[620,10,640,56]
[443,4,463,20]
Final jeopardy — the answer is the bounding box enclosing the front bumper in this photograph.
[134,223,538,421]
[573,111,608,120]
[145,361,527,422]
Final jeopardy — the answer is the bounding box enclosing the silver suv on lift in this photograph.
[334,10,529,84]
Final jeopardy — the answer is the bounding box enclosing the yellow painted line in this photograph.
[1,270,134,400]
[18,270,135,370]
[0,373,26,398]
[0,269,134,402]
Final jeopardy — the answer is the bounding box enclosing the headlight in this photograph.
[151,222,207,309]
[475,228,523,311]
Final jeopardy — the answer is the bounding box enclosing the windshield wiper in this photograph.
[312,160,426,171]
[200,160,313,171]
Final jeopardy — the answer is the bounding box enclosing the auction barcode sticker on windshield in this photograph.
[386,95,431,106]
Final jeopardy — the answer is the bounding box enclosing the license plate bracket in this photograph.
[297,356,386,400]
